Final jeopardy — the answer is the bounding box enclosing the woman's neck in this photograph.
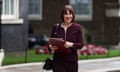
[61,22,72,29]
[63,22,72,27]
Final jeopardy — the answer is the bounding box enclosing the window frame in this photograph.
[1,0,23,24]
[118,0,120,17]
[69,0,93,21]
[28,0,42,20]
[105,2,119,17]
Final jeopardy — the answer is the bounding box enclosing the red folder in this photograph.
[49,38,71,54]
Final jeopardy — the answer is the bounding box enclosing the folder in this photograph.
[49,38,71,54]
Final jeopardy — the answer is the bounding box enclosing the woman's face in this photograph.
[63,10,73,24]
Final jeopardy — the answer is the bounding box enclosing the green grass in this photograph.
[2,49,120,65]
[3,50,53,65]
[79,49,120,60]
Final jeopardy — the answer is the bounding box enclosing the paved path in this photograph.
[79,57,120,72]
[1,57,120,72]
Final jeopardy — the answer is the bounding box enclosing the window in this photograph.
[69,0,92,21]
[119,0,120,16]
[0,0,2,14]
[105,2,119,17]
[106,9,119,17]
[1,0,23,24]
[29,0,42,20]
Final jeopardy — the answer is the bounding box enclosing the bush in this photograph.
[82,26,91,44]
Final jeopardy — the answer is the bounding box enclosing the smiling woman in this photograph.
[50,5,84,72]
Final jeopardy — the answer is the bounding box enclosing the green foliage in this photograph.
[82,26,90,44]
[2,49,53,65]
[78,49,120,60]
[2,49,120,65]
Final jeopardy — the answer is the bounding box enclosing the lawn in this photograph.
[2,49,120,65]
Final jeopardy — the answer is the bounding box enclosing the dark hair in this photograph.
[61,5,75,22]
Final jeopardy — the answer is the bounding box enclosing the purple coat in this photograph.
[50,23,83,62]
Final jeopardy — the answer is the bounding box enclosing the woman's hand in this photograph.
[49,45,58,51]
[64,41,74,48]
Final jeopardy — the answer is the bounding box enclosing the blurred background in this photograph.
[0,0,120,65]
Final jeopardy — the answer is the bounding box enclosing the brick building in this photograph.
[0,0,120,53]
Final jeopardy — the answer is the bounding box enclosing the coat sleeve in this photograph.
[73,24,84,49]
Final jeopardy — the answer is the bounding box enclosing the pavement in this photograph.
[1,57,120,72]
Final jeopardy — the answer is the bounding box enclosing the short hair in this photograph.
[61,5,75,22]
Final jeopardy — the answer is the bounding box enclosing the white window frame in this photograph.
[118,0,120,17]
[28,0,42,20]
[105,2,119,17]
[1,0,23,24]
[69,0,93,21]
[106,9,119,17]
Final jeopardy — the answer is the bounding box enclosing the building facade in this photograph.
[0,0,120,53]
[29,0,120,45]
[1,0,29,53]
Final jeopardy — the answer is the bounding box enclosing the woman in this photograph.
[50,5,83,72]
